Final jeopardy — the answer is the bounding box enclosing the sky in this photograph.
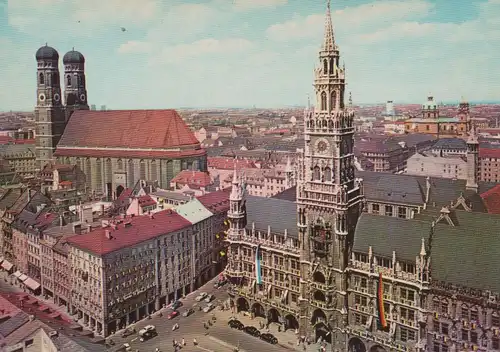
[0,0,499,111]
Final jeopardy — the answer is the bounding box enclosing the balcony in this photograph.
[352,286,369,294]
[225,267,245,277]
[311,282,335,291]
[400,298,416,307]
[311,300,335,310]
[353,304,373,315]
[290,268,300,275]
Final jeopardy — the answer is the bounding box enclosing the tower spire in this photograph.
[322,0,335,51]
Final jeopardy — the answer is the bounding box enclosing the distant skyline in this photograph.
[0,0,499,111]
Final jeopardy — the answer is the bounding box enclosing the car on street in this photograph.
[138,325,157,342]
[167,310,179,320]
[171,300,183,310]
[195,292,208,302]
[182,308,195,317]
[120,328,135,338]
[243,326,261,337]
[214,279,227,288]
[260,332,278,344]
[203,303,215,313]
[204,294,214,303]
[228,319,244,330]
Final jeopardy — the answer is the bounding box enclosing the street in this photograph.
[107,277,292,352]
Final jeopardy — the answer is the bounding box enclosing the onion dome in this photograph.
[35,44,59,61]
[63,48,85,64]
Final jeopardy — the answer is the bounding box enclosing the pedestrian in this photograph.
[182,338,185,346]
[172,339,175,347]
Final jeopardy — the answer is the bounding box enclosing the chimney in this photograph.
[73,223,82,234]
[27,189,31,202]
[105,230,112,239]
[59,215,64,228]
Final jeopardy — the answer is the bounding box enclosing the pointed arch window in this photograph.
[323,60,328,74]
[329,58,334,74]
[39,73,45,85]
[52,72,59,85]
[321,92,327,111]
[331,91,337,111]
[313,166,321,181]
[324,167,332,182]
[66,75,71,86]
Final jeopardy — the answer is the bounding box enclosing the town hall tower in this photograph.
[296,1,365,349]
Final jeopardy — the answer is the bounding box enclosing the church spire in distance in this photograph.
[322,0,336,51]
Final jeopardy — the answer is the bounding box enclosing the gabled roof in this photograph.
[245,196,298,238]
[429,209,500,292]
[175,198,213,223]
[66,210,192,256]
[171,170,212,188]
[353,213,430,262]
[480,185,500,214]
[57,109,199,150]
[136,195,156,208]
[197,189,230,214]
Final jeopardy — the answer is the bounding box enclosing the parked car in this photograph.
[182,308,194,317]
[203,303,215,313]
[214,280,227,288]
[138,325,157,342]
[243,326,261,337]
[167,310,179,320]
[228,319,244,330]
[171,300,183,310]
[204,294,214,303]
[260,333,278,344]
[120,328,135,338]
[195,292,208,302]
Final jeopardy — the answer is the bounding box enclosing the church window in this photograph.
[322,120,327,128]
[331,91,337,111]
[53,72,59,85]
[324,167,332,182]
[321,92,327,111]
[39,73,44,85]
[313,166,320,181]
[323,59,328,74]
[66,75,71,86]
[329,58,334,74]
[328,120,333,129]
[310,120,315,129]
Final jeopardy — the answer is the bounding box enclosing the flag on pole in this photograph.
[377,272,388,329]
[255,244,263,285]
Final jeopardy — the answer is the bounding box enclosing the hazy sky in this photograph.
[0,0,499,111]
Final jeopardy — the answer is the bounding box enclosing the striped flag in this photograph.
[255,244,263,285]
[377,272,388,329]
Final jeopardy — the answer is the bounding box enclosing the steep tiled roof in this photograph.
[171,170,212,188]
[137,195,156,208]
[208,157,256,170]
[197,189,230,214]
[54,148,206,159]
[58,109,199,149]
[429,209,500,292]
[245,196,298,238]
[66,210,192,256]
[479,147,500,158]
[175,198,213,223]
[480,184,500,214]
[432,138,467,150]
[353,213,430,262]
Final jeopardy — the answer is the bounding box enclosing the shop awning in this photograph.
[1,260,13,271]
[13,271,21,278]
[19,274,28,282]
[23,278,40,291]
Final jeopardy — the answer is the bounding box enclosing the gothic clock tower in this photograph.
[296,1,364,350]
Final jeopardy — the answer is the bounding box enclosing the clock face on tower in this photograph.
[316,139,329,153]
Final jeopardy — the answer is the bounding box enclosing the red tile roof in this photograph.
[197,189,230,214]
[137,195,156,207]
[479,147,500,159]
[14,139,35,144]
[208,157,256,170]
[54,147,206,159]
[66,210,192,256]
[481,185,500,215]
[0,294,22,319]
[171,170,212,188]
[58,109,199,149]
[0,136,14,144]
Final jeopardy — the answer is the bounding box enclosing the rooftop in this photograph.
[171,170,212,188]
[175,198,213,223]
[197,189,230,214]
[66,210,192,256]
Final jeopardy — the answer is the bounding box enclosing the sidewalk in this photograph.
[216,309,327,352]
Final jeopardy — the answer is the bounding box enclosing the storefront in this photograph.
[1,259,14,273]
[23,277,41,294]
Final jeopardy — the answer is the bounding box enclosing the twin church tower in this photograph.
[34,45,89,169]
